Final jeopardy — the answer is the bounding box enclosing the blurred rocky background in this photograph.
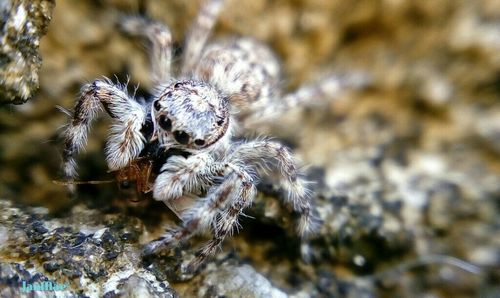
[0,0,54,104]
[0,0,499,297]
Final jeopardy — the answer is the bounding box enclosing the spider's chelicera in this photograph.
[61,0,370,271]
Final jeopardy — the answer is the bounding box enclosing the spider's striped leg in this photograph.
[144,162,256,265]
[119,16,173,86]
[181,0,226,76]
[62,79,147,191]
[187,178,255,271]
[228,139,320,237]
[244,72,373,126]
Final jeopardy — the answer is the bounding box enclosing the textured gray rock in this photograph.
[0,0,54,104]
[0,200,177,297]
[194,264,287,298]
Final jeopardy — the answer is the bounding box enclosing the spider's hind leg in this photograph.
[244,72,373,126]
[181,0,226,76]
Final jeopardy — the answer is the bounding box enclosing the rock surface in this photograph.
[0,0,499,297]
[0,0,54,104]
[0,200,177,297]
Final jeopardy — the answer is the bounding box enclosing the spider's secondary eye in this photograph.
[158,115,172,131]
[153,100,161,111]
[120,180,131,189]
[174,82,182,88]
[216,119,224,126]
[194,139,205,146]
[173,130,190,144]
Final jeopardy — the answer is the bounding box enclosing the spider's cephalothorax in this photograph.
[61,0,371,271]
[152,80,230,151]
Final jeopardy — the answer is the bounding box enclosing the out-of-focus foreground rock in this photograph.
[0,0,54,104]
[0,0,499,297]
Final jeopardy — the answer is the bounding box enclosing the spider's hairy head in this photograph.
[151,80,229,151]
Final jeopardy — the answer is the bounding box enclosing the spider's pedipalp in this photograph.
[119,16,173,86]
[181,0,225,76]
[153,153,216,203]
[62,79,147,187]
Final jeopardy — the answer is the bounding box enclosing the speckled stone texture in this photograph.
[0,0,499,297]
[0,0,54,104]
[0,200,177,297]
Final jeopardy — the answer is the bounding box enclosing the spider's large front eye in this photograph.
[173,130,190,144]
[158,115,172,131]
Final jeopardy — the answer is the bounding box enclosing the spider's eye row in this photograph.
[158,115,172,131]
[173,130,190,145]
[194,139,205,146]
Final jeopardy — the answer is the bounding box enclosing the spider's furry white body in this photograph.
[62,0,369,270]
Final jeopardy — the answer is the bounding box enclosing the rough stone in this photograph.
[0,0,54,104]
[0,200,176,297]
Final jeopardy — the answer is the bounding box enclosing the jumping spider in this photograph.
[61,0,370,270]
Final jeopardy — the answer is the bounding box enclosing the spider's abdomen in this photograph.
[194,38,280,117]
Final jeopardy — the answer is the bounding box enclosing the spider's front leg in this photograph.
[228,139,320,237]
[62,79,147,189]
[119,16,173,86]
[145,157,256,271]
[188,170,256,271]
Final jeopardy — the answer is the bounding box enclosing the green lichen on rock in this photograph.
[0,0,54,104]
